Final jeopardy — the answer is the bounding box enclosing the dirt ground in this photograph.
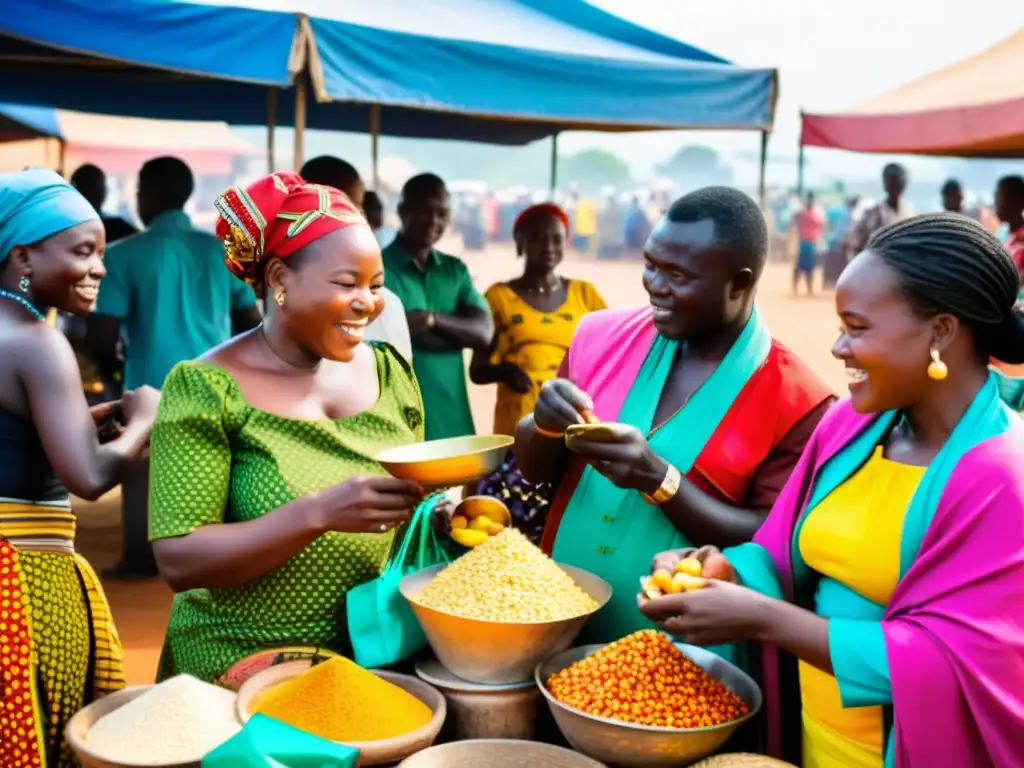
[74,239,846,685]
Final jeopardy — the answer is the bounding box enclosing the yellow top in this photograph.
[574,199,597,236]
[485,280,606,435]
[797,446,925,768]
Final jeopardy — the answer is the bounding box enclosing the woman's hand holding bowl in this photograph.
[314,475,423,534]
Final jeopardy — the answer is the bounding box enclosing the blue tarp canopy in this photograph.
[0,0,777,145]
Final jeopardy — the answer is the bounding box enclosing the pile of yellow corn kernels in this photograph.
[412,528,599,622]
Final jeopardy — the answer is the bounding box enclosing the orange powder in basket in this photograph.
[253,657,432,741]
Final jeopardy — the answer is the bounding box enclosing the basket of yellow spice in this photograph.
[536,630,761,767]
[401,527,611,684]
[236,657,446,766]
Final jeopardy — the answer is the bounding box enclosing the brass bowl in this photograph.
[400,563,611,684]
[564,422,624,449]
[237,660,446,766]
[375,435,514,490]
[453,495,512,526]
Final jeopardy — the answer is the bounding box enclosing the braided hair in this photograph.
[867,212,1024,364]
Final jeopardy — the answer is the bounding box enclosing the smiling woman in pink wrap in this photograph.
[641,213,1024,768]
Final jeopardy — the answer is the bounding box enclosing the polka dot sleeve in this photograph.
[148,362,233,541]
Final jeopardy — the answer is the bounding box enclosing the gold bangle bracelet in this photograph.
[641,464,682,506]
[534,424,564,439]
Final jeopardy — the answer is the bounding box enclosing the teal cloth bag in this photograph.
[202,714,358,767]
[346,493,451,668]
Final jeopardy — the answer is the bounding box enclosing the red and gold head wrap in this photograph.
[512,202,570,238]
[214,171,366,295]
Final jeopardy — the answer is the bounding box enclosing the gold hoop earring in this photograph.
[274,291,285,307]
[927,348,948,381]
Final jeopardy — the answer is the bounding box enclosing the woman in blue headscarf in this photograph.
[0,169,160,767]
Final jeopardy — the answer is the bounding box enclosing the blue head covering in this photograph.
[0,168,100,263]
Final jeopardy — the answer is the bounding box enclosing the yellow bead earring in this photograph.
[274,291,286,307]
[927,348,948,381]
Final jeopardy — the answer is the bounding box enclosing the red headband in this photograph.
[215,171,365,293]
[513,203,570,238]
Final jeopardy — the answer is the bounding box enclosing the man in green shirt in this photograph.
[92,157,260,391]
[383,174,492,440]
[90,156,261,578]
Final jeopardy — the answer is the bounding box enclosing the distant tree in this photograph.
[656,145,734,187]
[559,148,632,193]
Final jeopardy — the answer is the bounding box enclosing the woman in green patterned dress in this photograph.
[149,172,425,683]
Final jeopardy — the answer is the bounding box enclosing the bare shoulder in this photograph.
[197,328,261,370]
[351,340,380,377]
[3,320,78,377]
[0,320,80,414]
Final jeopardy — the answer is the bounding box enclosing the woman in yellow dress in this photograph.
[469,203,605,541]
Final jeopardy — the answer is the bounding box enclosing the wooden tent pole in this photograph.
[293,76,307,172]
[57,138,68,178]
[266,87,277,173]
[757,130,769,211]
[549,132,559,197]
[370,104,381,190]
[796,110,807,196]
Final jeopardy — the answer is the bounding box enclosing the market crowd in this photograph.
[1,155,1023,767]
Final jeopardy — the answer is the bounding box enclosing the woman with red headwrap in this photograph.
[147,173,425,683]
[468,203,605,542]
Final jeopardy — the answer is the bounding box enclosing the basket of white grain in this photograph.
[66,675,242,768]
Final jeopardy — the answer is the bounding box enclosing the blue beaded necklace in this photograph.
[0,289,45,322]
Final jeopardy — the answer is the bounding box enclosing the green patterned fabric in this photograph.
[148,344,424,683]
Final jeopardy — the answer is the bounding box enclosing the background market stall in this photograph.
[796,25,1024,190]
[0,0,778,199]
[0,103,256,176]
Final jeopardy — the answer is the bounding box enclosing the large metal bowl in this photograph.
[374,435,514,490]
[536,642,762,768]
[400,563,611,684]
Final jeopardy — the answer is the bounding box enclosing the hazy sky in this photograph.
[570,0,1024,184]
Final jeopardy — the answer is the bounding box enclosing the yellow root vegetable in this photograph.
[675,558,703,577]
[640,577,663,600]
[484,521,505,536]
[468,516,492,532]
[451,528,489,547]
[650,569,675,593]
[465,506,508,524]
[451,515,468,530]
[672,572,707,592]
[662,577,684,594]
